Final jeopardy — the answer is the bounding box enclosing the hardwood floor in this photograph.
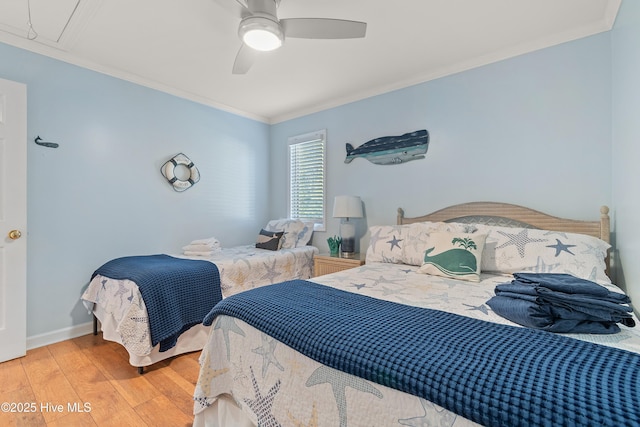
[0,333,200,427]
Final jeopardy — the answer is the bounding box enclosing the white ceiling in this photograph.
[0,0,621,123]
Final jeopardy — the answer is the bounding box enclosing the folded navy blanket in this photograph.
[204,280,640,427]
[93,254,221,351]
[487,272,634,334]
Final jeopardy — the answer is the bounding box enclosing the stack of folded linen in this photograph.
[182,237,222,257]
[487,272,635,334]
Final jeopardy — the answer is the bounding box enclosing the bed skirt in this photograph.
[94,304,210,367]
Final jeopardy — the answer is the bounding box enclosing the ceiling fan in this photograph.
[214,0,367,74]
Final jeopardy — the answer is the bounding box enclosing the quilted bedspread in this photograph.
[204,279,640,427]
[194,263,640,427]
[82,245,318,357]
[92,254,221,351]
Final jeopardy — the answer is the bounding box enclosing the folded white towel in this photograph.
[182,243,221,252]
[183,250,219,257]
[188,237,221,247]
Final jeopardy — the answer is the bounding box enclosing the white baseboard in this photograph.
[27,321,94,350]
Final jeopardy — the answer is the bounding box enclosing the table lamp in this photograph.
[332,195,363,257]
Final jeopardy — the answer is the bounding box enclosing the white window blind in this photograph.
[289,130,326,231]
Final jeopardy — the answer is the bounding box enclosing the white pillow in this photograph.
[296,222,315,247]
[265,219,311,249]
[417,232,487,282]
[474,224,611,283]
[366,224,406,264]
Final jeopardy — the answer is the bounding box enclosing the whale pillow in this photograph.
[402,222,478,266]
[256,229,284,251]
[417,232,487,282]
[366,222,468,264]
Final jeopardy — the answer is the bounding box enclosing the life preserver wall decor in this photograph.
[161,153,200,192]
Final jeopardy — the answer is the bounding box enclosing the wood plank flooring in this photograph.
[0,333,200,427]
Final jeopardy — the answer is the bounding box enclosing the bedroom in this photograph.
[0,0,639,425]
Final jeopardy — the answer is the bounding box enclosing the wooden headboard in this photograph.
[397,202,611,275]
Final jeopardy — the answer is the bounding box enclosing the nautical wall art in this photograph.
[161,153,200,192]
[344,129,429,165]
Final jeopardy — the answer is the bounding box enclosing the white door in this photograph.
[0,77,27,362]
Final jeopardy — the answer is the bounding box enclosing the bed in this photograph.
[192,202,640,427]
[81,219,318,372]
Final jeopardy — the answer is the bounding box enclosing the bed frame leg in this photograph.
[93,314,98,336]
[137,366,144,375]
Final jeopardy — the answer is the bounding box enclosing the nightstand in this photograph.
[313,253,365,277]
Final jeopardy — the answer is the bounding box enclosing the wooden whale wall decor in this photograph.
[344,129,429,165]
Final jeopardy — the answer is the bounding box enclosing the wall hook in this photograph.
[34,136,59,148]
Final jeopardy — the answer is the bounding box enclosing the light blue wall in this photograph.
[0,18,629,340]
[270,34,612,255]
[612,1,640,306]
[0,42,270,337]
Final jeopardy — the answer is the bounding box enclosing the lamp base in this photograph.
[340,251,356,259]
[339,219,356,255]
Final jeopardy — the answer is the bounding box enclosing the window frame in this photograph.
[288,129,327,232]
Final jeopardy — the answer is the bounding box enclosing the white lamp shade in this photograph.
[239,16,283,51]
[333,195,363,219]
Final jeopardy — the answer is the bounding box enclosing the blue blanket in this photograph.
[487,273,635,334]
[93,254,221,351]
[204,280,640,427]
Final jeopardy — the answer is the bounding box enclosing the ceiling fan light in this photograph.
[243,29,282,51]
[239,16,283,51]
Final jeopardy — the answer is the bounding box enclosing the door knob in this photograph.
[8,230,21,240]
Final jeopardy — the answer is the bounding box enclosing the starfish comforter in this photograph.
[203,279,640,426]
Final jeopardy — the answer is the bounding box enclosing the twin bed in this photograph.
[192,202,640,426]
[81,220,318,372]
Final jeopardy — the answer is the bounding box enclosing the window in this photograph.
[288,130,326,231]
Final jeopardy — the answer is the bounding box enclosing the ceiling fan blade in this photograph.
[232,44,258,74]
[281,18,367,39]
[212,0,251,19]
